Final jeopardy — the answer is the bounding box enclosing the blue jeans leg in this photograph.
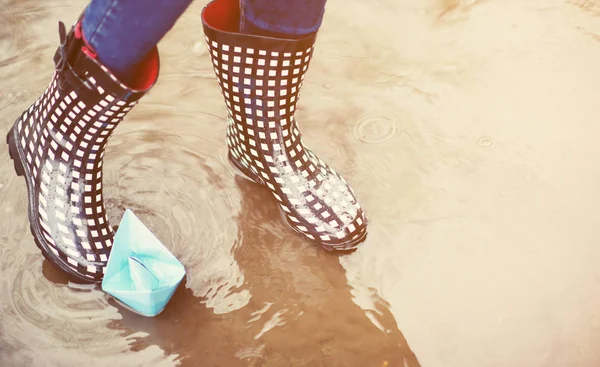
[240,0,327,38]
[82,0,194,79]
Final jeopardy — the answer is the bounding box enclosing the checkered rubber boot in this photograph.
[5,20,159,282]
[202,0,368,250]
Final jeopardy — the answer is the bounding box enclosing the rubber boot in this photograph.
[201,0,367,250]
[6,19,160,282]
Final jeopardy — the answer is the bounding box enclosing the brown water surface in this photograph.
[2,0,600,366]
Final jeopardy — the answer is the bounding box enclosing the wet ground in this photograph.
[2,0,600,366]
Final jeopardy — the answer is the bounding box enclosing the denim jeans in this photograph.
[82,0,327,79]
[82,0,193,79]
[240,0,327,37]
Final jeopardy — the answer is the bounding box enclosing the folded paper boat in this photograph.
[101,209,186,317]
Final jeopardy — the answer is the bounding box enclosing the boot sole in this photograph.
[6,126,99,284]
[228,153,367,251]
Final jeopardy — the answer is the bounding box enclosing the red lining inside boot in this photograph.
[75,20,158,91]
[202,0,240,32]
[128,50,159,91]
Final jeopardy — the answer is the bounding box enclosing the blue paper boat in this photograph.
[101,209,186,317]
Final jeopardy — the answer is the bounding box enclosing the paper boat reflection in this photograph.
[101,209,186,317]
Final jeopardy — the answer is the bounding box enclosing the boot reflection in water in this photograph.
[6,0,368,282]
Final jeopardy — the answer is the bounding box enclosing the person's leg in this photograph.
[202,0,368,250]
[239,0,327,38]
[82,0,194,82]
[5,0,198,282]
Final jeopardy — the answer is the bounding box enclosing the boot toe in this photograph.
[280,160,368,250]
[299,209,368,251]
[32,199,112,283]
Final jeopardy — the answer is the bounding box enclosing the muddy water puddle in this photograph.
[2,0,600,366]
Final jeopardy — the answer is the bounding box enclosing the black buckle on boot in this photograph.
[53,21,102,104]
[54,21,69,71]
